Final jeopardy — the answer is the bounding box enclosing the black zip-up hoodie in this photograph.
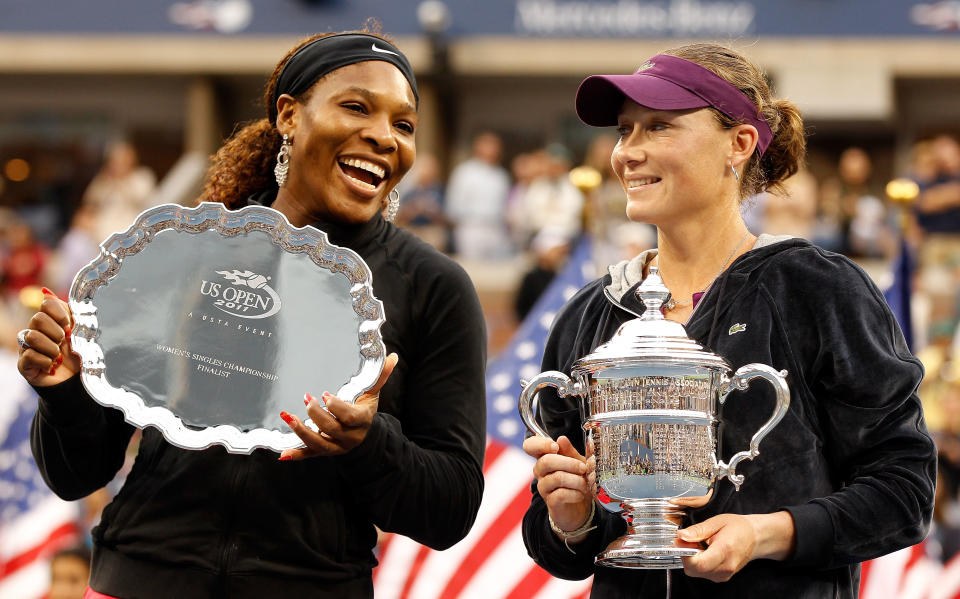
[31,202,487,599]
[522,237,936,598]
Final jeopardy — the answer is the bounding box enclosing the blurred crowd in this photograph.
[3,129,960,592]
[0,140,156,351]
[397,131,960,344]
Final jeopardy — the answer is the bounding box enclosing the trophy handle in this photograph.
[518,371,583,439]
[716,364,790,490]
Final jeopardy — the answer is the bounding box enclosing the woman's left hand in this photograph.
[678,511,795,583]
[279,353,398,460]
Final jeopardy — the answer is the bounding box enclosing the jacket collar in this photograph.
[604,234,798,304]
[603,235,812,345]
[246,189,387,252]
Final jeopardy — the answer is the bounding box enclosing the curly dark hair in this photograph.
[199,23,396,208]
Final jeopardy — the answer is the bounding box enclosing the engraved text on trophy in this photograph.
[589,375,715,504]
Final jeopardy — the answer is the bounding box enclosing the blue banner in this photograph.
[1,0,958,37]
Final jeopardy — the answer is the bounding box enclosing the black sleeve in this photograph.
[333,260,487,550]
[775,254,936,568]
[521,280,627,579]
[30,375,135,501]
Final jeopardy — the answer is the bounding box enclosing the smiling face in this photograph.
[611,101,740,227]
[276,61,417,225]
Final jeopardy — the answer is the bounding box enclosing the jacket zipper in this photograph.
[216,457,250,594]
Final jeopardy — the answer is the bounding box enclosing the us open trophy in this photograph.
[519,268,790,569]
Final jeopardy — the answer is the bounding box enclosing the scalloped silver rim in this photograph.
[68,202,386,454]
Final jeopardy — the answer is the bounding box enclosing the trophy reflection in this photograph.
[519,268,790,569]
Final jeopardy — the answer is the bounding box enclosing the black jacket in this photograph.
[522,238,936,598]
[32,206,487,598]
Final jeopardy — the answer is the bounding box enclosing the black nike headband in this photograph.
[270,32,419,124]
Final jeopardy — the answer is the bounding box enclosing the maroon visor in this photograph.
[575,54,773,157]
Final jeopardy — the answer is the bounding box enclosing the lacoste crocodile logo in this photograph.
[728,323,747,336]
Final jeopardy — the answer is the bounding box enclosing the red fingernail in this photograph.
[41,287,54,296]
[55,355,63,365]
[278,455,292,462]
[280,411,294,425]
[304,393,314,407]
[322,391,333,400]
[48,366,57,375]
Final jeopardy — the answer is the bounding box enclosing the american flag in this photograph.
[860,541,960,599]
[882,237,914,350]
[0,351,82,599]
[373,237,596,598]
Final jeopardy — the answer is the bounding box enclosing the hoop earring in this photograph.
[730,164,741,183]
[385,188,400,222]
[274,134,291,187]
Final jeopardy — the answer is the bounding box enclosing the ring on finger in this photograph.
[17,329,32,351]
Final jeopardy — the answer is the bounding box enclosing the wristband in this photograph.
[548,501,597,554]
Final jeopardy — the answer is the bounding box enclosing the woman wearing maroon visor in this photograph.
[522,44,934,598]
[17,27,486,599]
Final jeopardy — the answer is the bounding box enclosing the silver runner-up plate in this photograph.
[68,202,385,454]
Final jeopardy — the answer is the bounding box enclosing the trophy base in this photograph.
[594,500,700,569]
[596,541,699,569]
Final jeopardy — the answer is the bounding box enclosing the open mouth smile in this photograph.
[338,157,387,191]
[626,177,661,190]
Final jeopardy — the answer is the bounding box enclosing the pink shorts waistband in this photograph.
[84,588,120,599]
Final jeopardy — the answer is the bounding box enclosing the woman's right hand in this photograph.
[17,288,80,387]
[523,434,596,540]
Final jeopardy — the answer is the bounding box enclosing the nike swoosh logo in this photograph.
[371,43,399,57]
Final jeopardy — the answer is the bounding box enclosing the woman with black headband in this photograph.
[521,44,935,598]
[17,29,486,599]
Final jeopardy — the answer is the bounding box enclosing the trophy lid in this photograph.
[573,267,729,372]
